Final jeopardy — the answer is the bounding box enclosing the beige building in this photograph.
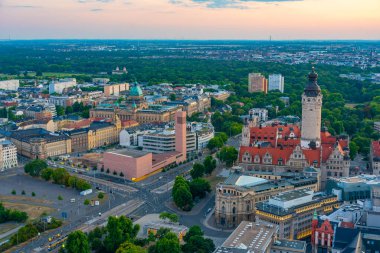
[248,73,268,93]
[103,83,129,96]
[18,118,56,132]
[6,128,72,159]
[90,106,180,124]
[214,169,319,228]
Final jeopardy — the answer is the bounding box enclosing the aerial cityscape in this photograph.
[0,0,380,253]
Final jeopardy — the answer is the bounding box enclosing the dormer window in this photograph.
[254,155,260,163]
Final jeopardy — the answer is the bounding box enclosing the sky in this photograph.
[0,0,379,40]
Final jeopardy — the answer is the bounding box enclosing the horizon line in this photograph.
[1,38,380,42]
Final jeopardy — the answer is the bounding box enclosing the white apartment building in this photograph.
[268,74,285,93]
[142,129,196,155]
[0,80,19,91]
[188,122,215,150]
[0,139,18,171]
[49,78,77,94]
[249,108,268,122]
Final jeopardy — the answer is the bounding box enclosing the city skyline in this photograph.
[0,0,379,40]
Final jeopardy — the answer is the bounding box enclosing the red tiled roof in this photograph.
[249,125,301,147]
[239,146,294,165]
[303,148,321,166]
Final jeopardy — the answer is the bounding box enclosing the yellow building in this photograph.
[255,189,340,240]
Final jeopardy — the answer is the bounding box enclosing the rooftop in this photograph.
[270,188,313,202]
[220,221,278,253]
[108,149,151,158]
[144,221,187,234]
[271,239,306,252]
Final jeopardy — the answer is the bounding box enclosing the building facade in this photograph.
[255,189,340,240]
[248,73,268,93]
[239,68,350,190]
[103,83,129,96]
[49,78,77,94]
[370,140,380,175]
[0,80,19,91]
[268,74,285,93]
[214,169,319,228]
[0,139,18,171]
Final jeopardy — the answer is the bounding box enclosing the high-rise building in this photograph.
[175,111,187,162]
[0,139,18,171]
[301,68,322,148]
[248,73,268,93]
[268,74,285,93]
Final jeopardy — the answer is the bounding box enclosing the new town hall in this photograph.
[215,68,351,228]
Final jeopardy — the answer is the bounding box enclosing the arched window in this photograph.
[246,205,250,212]
[232,207,236,214]
[222,206,225,214]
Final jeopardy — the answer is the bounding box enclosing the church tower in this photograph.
[301,67,322,148]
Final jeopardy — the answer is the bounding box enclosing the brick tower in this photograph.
[175,110,187,162]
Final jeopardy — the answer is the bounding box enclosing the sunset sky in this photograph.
[0,0,379,40]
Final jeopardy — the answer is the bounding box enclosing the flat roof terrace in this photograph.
[108,149,151,158]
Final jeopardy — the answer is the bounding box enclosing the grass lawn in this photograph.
[2,202,55,220]
[0,195,52,205]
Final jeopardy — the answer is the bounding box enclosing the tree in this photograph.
[24,159,48,177]
[116,241,146,253]
[203,155,216,175]
[65,106,74,114]
[159,212,179,223]
[173,185,193,211]
[349,141,359,160]
[66,231,90,253]
[154,232,180,253]
[172,176,193,211]
[183,226,203,242]
[216,132,228,143]
[169,94,176,101]
[58,195,63,201]
[190,163,205,179]
[189,178,211,199]
[182,235,215,253]
[217,146,238,167]
[31,192,36,197]
[52,168,69,185]
[84,199,90,205]
[41,168,54,181]
[11,189,16,195]
[21,190,25,195]
[98,192,104,199]
[56,105,65,116]
[206,137,223,151]
[104,216,140,253]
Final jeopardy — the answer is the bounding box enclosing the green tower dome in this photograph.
[130,84,143,97]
